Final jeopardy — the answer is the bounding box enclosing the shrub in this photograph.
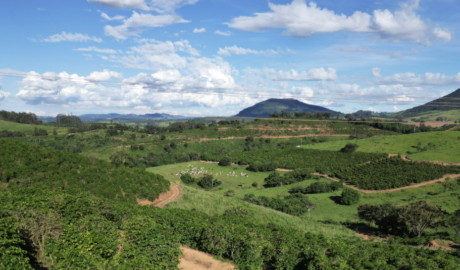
[180,174,195,184]
[170,142,177,149]
[139,145,145,150]
[252,182,258,188]
[340,143,359,153]
[341,188,360,205]
[224,189,235,197]
[265,139,271,143]
[219,156,232,166]
[238,160,248,166]
[130,145,139,151]
[160,135,166,140]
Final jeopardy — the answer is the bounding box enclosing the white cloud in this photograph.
[227,0,451,45]
[217,45,279,56]
[42,32,103,43]
[75,46,119,54]
[193,28,206,33]
[227,0,372,37]
[291,86,314,97]
[99,39,199,70]
[214,30,232,36]
[88,0,199,13]
[104,11,189,40]
[265,67,337,81]
[0,90,10,102]
[86,69,123,81]
[372,68,460,86]
[88,0,150,10]
[100,12,125,21]
[393,106,400,111]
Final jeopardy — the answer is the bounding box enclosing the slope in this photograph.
[402,87,460,116]
[235,98,340,118]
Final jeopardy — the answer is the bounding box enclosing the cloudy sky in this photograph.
[0,0,459,117]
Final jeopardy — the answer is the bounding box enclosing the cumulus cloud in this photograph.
[88,0,199,13]
[265,67,337,81]
[0,91,11,102]
[372,68,460,86]
[42,32,103,43]
[217,46,259,56]
[99,39,199,70]
[227,0,372,37]
[104,12,189,40]
[74,46,120,54]
[227,0,451,45]
[214,30,232,36]
[193,28,206,33]
[100,12,125,20]
[86,69,123,81]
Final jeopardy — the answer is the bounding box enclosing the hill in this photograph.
[402,87,460,116]
[235,98,340,118]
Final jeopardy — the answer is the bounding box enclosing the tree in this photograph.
[170,142,177,149]
[160,135,166,140]
[444,209,460,236]
[180,174,195,184]
[340,143,359,153]
[219,156,232,166]
[303,199,316,217]
[398,200,443,237]
[341,188,360,205]
[198,175,214,188]
[110,151,135,167]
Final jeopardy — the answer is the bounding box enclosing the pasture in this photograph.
[0,120,68,135]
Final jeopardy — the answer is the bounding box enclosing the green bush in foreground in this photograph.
[341,188,360,205]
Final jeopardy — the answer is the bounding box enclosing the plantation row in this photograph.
[333,157,460,190]
[2,189,459,269]
[208,146,387,173]
[0,139,170,202]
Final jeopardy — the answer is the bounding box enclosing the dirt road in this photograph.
[179,247,235,270]
[137,182,184,208]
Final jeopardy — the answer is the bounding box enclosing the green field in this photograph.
[0,120,68,135]
[149,162,460,226]
[301,130,460,163]
[406,109,460,122]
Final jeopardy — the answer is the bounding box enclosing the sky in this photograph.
[0,0,459,117]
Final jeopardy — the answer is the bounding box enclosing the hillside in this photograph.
[402,87,460,116]
[235,98,340,118]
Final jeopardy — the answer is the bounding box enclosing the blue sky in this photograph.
[0,0,459,117]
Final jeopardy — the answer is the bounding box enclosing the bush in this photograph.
[252,182,258,188]
[180,174,195,184]
[341,188,360,205]
[218,156,232,166]
[160,135,166,140]
[139,145,145,150]
[340,143,359,153]
[224,189,235,197]
[265,139,271,143]
[238,160,248,166]
[197,175,222,189]
[130,145,139,151]
[170,142,177,149]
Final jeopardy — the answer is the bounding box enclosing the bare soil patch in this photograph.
[137,182,184,208]
[408,121,457,128]
[179,247,235,270]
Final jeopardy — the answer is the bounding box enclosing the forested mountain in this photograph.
[235,98,340,118]
[402,87,460,116]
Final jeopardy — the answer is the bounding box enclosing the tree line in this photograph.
[0,110,41,124]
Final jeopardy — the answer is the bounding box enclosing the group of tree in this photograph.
[264,168,314,187]
[180,173,222,189]
[0,130,26,138]
[269,110,336,119]
[356,121,456,134]
[289,181,342,194]
[243,193,316,217]
[32,127,48,136]
[247,160,279,172]
[55,113,84,127]
[0,110,41,124]
[333,156,460,190]
[358,200,454,238]
[143,120,207,134]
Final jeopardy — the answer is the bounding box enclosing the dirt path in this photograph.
[313,173,460,194]
[179,247,235,270]
[137,182,184,208]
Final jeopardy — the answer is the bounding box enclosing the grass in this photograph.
[0,120,68,135]
[163,182,361,240]
[405,109,460,122]
[301,131,460,162]
[149,162,460,224]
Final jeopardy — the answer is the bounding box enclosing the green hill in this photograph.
[402,87,460,116]
[235,98,340,118]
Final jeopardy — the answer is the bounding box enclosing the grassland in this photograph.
[406,109,460,122]
[0,120,69,135]
[301,130,460,163]
[149,162,460,228]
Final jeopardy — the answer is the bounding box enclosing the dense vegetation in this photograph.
[0,130,26,138]
[289,181,342,194]
[208,146,387,173]
[0,110,40,124]
[242,193,315,216]
[0,139,170,202]
[55,114,84,127]
[264,169,314,187]
[402,87,460,116]
[333,156,460,190]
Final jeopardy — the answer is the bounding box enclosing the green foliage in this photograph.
[0,110,39,125]
[197,174,221,189]
[243,193,315,217]
[218,156,232,166]
[160,134,166,140]
[264,169,313,187]
[32,127,48,136]
[110,151,135,168]
[0,216,33,269]
[0,130,26,138]
[56,114,83,127]
[247,161,278,172]
[399,200,444,237]
[340,143,358,153]
[334,157,460,190]
[341,188,360,205]
[358,203,402,233]
[291,181,342,194]
[209,147,387,174]
[251,182,258,187]
[180,173,195,184]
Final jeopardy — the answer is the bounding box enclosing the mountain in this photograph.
[235,98,340,118]
[402,88,460,116]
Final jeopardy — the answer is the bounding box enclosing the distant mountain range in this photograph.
[235,98,340,118]
[38,113,188,123]
[401,87,460,116]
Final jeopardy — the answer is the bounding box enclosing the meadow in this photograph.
[301,130,460,162]
[0,120,69,135]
